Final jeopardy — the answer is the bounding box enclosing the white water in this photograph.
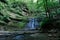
[0,18,39,40]
[26,18,39,30]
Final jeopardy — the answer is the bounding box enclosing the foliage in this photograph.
[0,0,60,30]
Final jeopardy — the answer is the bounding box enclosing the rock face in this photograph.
[0,1,29,30]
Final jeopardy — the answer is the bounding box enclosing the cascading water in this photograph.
[0,18,39,40]
[25,18,39,30]
[13,18,39,40]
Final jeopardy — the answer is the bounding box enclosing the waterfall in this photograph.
[31,18,35,29]
[13,18,39,40]
[25,18,39,30]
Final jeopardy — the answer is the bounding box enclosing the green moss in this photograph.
[8,21,27,29]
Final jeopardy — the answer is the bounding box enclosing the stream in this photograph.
[0,18,40,40]
[13,18,39,40]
